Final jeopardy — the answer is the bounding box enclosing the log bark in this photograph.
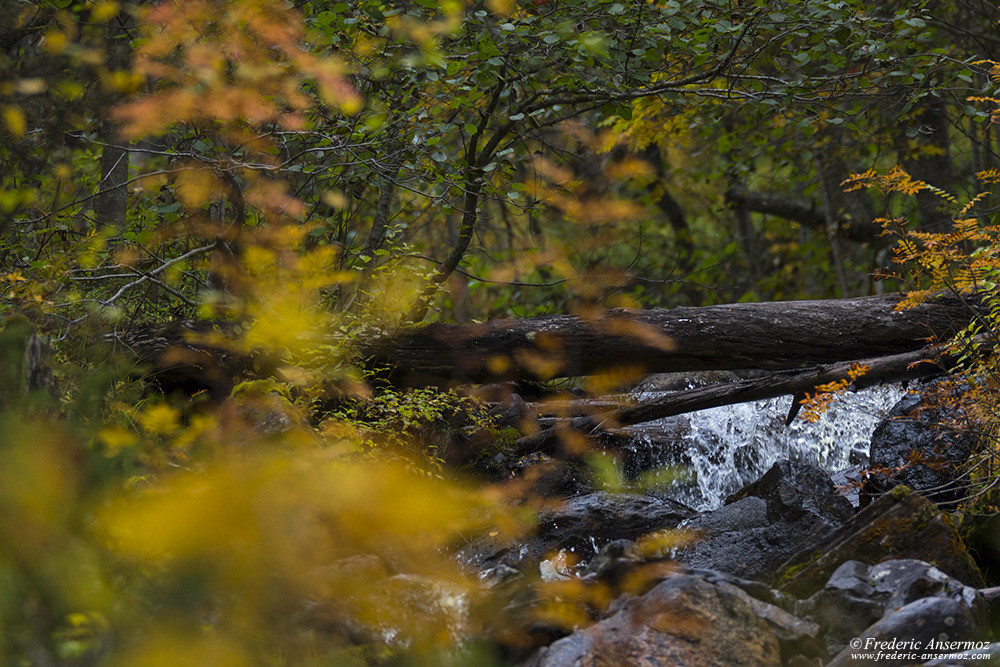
[511,345,953,456]
[107,291,980,399]
[364,292,978,384]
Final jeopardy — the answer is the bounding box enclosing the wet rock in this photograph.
[775,487,985,600]
[481,563,521,589]
[863,387,977,506]
[826,596,988,667]
[229,382,305,436]
[689,567,801,612]
[520,455,596,498]
[606,415,692,483]
[461,437,596,495]
[677,460,854,581]
[581,538,642,580]
[632,370,743,393]
[831,465,866,508]
[458,492,692,575]
[526,573,782,667]
[727,459,855,524]
[533,492,693,558]
[689,569,825,664]
[799,559,987,655]
[675,496,773,578]
[797,560,886,655]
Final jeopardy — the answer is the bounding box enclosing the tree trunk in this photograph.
[94,7,133,230]
[109,291,981,400]
[364,292,978,384]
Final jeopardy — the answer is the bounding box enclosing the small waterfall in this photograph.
[626,384,906,510]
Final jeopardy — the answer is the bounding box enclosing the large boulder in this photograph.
[691,569,826,665]
[775,487,984,599]
[676,460,854,581]
[826,596,989,667]
[526,573,783,667]
[799,559,987,656]
[726,459,855,523]
[863,387,977,506]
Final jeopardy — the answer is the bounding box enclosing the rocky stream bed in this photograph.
[452,381,1000,666]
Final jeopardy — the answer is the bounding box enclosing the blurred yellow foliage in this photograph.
[110,629,250,667]
[97,439,526,655]
[2,106,26,138]
[138,402,181,435]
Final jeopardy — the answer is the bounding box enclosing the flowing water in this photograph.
[626,384,907,511]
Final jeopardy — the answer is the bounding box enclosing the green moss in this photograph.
[489,427,523,448]
[1,312,32,333]
[472,429,521,459]
[888,485,913,499]
[774,549,823,584]
[464,428,525,472]
[231,379,292,402]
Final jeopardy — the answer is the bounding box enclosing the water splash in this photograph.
[627,384,906,510]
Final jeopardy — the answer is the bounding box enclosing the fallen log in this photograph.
[364,291,977,384]
[510,344,954,456]
[105,291,979,396]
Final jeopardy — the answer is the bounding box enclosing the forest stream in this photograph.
[625,384,907,510]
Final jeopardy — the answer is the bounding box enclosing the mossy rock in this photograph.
[229,379,302,436]
[461,427,530,478]
[231,378,293,402]
[774,486,984,599]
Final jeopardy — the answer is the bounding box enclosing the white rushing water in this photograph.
[626,384,906,510]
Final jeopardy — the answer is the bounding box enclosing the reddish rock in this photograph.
[527,573,782,666]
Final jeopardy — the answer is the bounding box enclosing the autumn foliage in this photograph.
[3,0,1000,663]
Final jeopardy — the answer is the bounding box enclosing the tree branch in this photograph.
[724,185,882,243]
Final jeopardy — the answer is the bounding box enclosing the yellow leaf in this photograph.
[487,0,514,15]
[43,29,68,55]
[15,79,46,95]
[90,1,120,22]
[322,190,347,209]
[111,70,145,94]
[175,168,223,208]
[139,403,180,436]
[98,426,137,454]
[2,106,26,138]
